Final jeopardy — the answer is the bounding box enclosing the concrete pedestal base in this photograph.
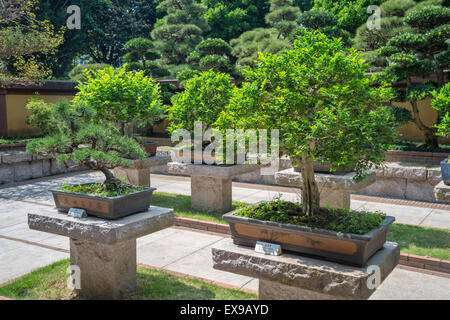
[70,238,137,299]
[113,154,170,187]
[168,162,259,213]
[275,168,376,209]
[212,238,399,300]
[191,176,232,213]
[28,206,174,299]
[434,181,450,203]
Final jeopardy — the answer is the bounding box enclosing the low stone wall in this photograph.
[357,162,442,202]
[0,149,84,185]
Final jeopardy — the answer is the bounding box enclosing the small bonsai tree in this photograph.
[215,31,397,216]
[26,99,147,189]
[432,82,450,137]
[73,66,165,136]
[168,70,234,148]
[376,4,450,148]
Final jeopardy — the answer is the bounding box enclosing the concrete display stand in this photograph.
[113,154,170,187]
[212,239,399,300]
[434,181,450,203]
[168,162,259,213]
[28,206,174,299]
[275,168,376,209]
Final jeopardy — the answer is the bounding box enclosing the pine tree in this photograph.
[151,0,209,74]
[265,0,301,38]
[377,4,450,148]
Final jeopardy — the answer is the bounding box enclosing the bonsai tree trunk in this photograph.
[301,155,320,216]
[99,167,121,186]
[410,101,439,149]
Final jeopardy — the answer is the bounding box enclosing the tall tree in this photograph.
[151,0,209,75]
[266,0,301,38]
[0,0,64,84]
[377,4,450,148]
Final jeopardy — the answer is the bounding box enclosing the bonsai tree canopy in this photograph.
[215,31,397,216]
[26,99,147,189]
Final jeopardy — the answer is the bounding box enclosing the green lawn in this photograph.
[152,192,247,224]
[0,259,256,300]
[152,192,450,260]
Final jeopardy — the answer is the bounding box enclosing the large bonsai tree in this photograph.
[376,4,450,148]
[26,99,147,189]
[73,66,165,136]
[215,31,397,216]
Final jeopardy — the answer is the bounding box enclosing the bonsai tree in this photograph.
[73,66,165,136]
[122,37,170,78]
[168,70,234,148]
[376,4,450,148]
[26,99,147,189]
[215,31,397,216]
[265,0,301,39]
[68,63,111,83]
[432,82,450,137]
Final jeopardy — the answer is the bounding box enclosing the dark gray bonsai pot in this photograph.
[49,184,156,220]
[441,159,450,185]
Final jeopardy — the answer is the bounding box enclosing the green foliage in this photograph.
[432,83,450,137]
[26,99,147,185]
[312,0,384,34]
[68,63,111,83]
[236,200,385,235]
[296,9,351,45]
[122,37,169,79]
[216,31,396,215]
[380,0,417,17]
[377,2,449,148]
[73,66,165,135]
[168,70,234,137]
[186,38,235,75]
[202,0,270,41]
[151,0,209,71]
[58,183,146,197]
[0,0,64,84]
[230,28,292,70]
[265,0,302,38]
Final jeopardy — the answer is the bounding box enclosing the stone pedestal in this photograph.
[275,168,376,209]
[434,181,450,203]
[212,238,399,300]
[113,154,170,187]
[28,206,174,299]
[168,162,259,213]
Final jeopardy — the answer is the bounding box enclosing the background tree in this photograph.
[265,0,302,38]
[0,0,64,84]
[186,38,235,75]
[377,4,450,148]
[68,63,111,83]
[151,0,209,76]
[216,31,396,216]
[296,9,351,45]
[432,82,450,137]
[35,0,162,77]
[123,37,170,78]
[202,0,270,41]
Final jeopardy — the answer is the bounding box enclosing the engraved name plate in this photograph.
[68,208,87,219]
[255,241,282,256]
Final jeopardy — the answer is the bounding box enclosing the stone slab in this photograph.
[275,168,376,191]
[119,154,170,170]
[168,162,260,178]
[28,206,174,244]
[212,238,399,300]
[0,150,32,164]
[434,181,450,203]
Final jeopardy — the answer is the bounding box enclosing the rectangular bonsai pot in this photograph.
[49,184,157,220]
[223,208,395,267]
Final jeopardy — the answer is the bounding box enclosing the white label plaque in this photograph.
[255,241,282,256]
[68,208,87,219]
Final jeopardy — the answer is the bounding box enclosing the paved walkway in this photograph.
[0,171,449,299]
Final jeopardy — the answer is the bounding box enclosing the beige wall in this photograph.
[393,98,450,144]
[6,94,74,137]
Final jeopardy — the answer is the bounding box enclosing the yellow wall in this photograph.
[6,94,74,137]
[393,98,450,144]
